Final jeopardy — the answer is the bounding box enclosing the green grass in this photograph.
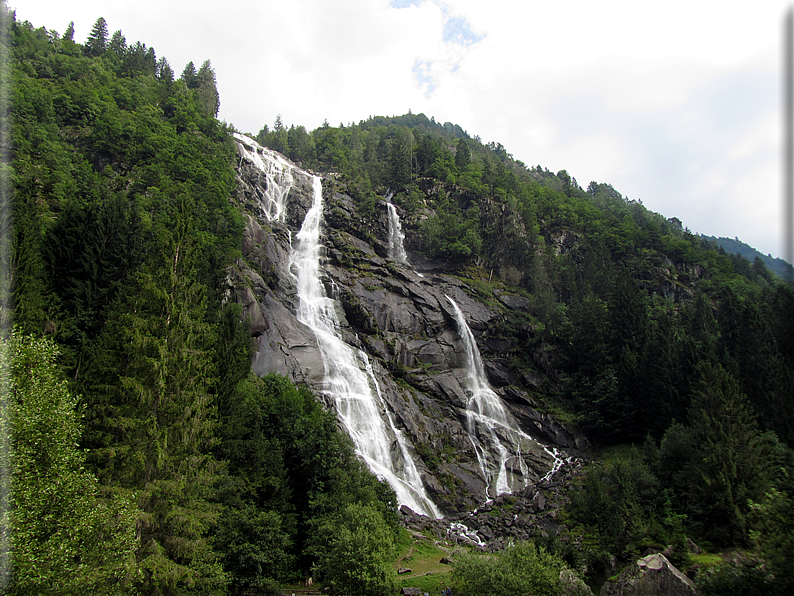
[690,552,724,568]
[398,571,452,594]
[394,530,456,594]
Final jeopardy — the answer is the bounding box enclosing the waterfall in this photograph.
[385,192,408,264]
[234,132,293,222]
[291,176,441,518]
[447,296,564,498]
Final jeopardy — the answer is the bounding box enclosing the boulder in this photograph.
[560,568,594,596]
[600,553,697,596]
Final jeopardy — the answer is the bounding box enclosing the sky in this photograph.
[12,0,792,261]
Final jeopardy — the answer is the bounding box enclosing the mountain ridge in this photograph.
[700,233,793,282]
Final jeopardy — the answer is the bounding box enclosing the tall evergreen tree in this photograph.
[84,16,108,56]
[82,192,227,594]
[156,57,174,82]
[685,362,772,545]
[389,127,413,188]
[269,114,288,154]
[180,61,198,89]
[196,59,220,117]
[108,29,127,56]
[454,137,471,171]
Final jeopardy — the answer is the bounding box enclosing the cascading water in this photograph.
[234,132,294,222]
[447,296,565,498]
[290,176,441,518]
[384,192,408,264]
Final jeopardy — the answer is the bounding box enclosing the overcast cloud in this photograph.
[13,0,790,260]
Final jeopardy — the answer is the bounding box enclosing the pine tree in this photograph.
[84,17,108,56]
[108,29,127,56]
[454,138,471,171]
[196,59,220,117]
[685,362,772,545]
[270,114,288,154]
[389,127,413,188]
[156,57,174,82]
[180,61,198,89]
[82,192,227,594]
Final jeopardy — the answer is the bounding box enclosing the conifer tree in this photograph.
[108,29,127,56]
[82,191,227,594]
[270,114,288,154]
[156,57,174,82]
[196,59,220,117]
[180,61,198,89]
[685,362,772,545]
[454,137,471,171]
[84,16,108,56]
[389,126,413,188]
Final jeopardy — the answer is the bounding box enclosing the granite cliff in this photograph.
[226,134,587,515]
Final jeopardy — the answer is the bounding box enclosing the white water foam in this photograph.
[447,296,565,498]
[290,175,440,518]
[385,192,409,264]
[234,132,294,222]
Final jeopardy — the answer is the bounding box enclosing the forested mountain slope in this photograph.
[700,234,794,283]
[6,5,794,595]
[6,10,400,595]
[254,111,794,447]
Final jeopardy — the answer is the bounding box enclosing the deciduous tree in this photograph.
[311,503,397,596]
[4,333,139,595]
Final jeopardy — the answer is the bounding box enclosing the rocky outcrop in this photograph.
[399,452,587,549]
[548,230,579,255]
[228,137,588,514]
[600,554,698,596]
[560,569,595,596]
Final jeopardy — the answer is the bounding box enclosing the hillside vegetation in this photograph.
[701,234,794,283]
[5,4,794,595]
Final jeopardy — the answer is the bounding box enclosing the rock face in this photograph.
[227,135,587,515]
[560,568,595,596]
[600,554,698,596]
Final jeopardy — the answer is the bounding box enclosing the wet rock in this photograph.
[495,291,532,311]
[548,230,579,255]
[232,140,587,515]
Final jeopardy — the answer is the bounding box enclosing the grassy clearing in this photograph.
[394,530,456,595]
[397,571,451,594]
[690,552,723,568]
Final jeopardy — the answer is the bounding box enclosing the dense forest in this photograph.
[4,3,794,596]
[700,234,794,283]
